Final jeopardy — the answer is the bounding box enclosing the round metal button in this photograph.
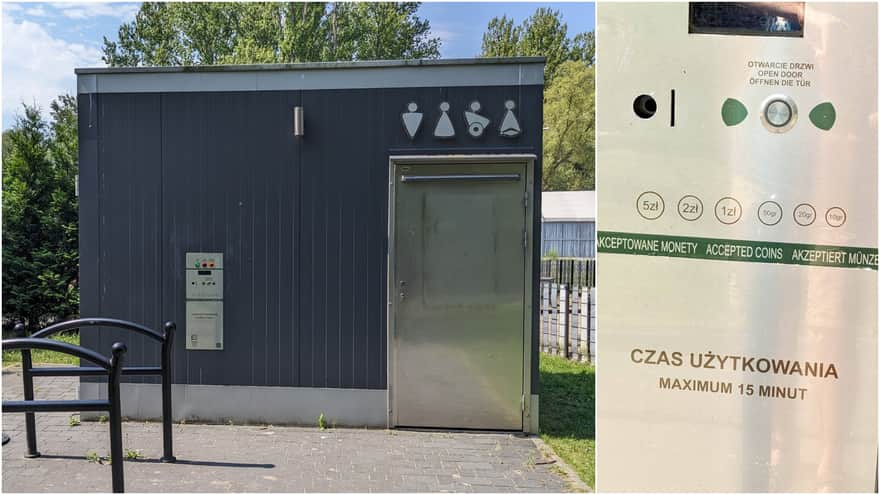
[765,101,792,127]
[760,95,798,133]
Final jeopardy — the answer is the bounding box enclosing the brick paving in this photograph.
[1,370,575,492]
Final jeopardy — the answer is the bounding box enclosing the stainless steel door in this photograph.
[391,162,527,430]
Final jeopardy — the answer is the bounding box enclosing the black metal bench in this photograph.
[3,338,128,492]
[18,318,177,463]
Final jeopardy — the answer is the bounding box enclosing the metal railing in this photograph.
[540,258,596,362]
[18,318,176,462]
[3,338,128,492]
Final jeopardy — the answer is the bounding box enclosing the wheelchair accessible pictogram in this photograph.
[464,101,490,138]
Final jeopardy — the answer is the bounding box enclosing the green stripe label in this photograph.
[598,231,878,270]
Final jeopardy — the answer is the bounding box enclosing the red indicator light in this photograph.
[201,262,207,267]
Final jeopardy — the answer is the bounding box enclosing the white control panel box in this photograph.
[185,267,223,299]
[185,300,223,350]
[185,252,224,350]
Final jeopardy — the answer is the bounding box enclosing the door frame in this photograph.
[386,154,537,431]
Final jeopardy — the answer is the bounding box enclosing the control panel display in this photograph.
[689,2,804,37]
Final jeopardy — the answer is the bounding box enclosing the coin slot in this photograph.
[633,94,657,119]
[670,90,675,127]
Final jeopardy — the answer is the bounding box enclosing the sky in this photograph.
[1,2,595,129]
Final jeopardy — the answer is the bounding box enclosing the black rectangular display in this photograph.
[689,2,804,37]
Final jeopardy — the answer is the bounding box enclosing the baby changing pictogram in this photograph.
[499,100,522,138]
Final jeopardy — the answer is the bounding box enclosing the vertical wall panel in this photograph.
[83,93,163,384]
[161,91,299,386]
[78,93,101,373]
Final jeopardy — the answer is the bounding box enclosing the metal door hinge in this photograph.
[523,192,529,209]
[522,229,528,249]
[521,394,525,412]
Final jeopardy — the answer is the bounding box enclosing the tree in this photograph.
[2,99,79,332]
[102,2,440,67]
[570,31,595,67]
[102,3,187,66]
[46,96,80,318]
[480,16,521,58]
[542,61,595,191]
[480,8,593,82]
[344,3,440,60]
[517,8,573,81]
[480,9,596,190]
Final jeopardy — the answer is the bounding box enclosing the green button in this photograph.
[809,102,836,131]
[721,98,748,126]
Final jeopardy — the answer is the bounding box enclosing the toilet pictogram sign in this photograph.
[499,100,522,138]
[464,101,490,138]
[401,102,423,139]
[401,99,522,140]
[434,102,456,138]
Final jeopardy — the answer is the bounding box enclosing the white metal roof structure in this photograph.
[541,190,596,222]
[76,57,545,94]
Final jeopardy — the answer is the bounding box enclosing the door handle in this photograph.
[400,173,521,183]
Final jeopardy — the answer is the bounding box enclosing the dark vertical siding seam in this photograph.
[293,91,301,387]
[349,203,354,386]
[250,172,255,384]
[337,195,342,387]
[377,88,386,388]
[264,180,269,385]
[155,95,163,380]
[277,93,285,386]
[323,177,328,388]
[96,95,102,350]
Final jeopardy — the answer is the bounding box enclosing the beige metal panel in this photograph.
[597,3,877,492]
[388,157,532,430]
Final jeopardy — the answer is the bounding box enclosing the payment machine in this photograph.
[185,252,223,350]
[597,2,878,491]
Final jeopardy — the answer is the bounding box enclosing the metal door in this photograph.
[390,161,527,430]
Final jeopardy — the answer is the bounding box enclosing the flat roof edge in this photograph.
[75,57,546,75]
[76,58,545,94]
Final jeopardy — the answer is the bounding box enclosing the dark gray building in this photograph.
[76,58,544,432]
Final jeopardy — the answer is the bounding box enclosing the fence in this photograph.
[540,258,596,363]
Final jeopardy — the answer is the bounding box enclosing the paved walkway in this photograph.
[1,370,576,492]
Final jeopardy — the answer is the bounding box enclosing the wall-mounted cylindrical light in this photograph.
[293,106,304,137]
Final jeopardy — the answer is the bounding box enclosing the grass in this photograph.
[539,353,595,488]
[2,331,80,366]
